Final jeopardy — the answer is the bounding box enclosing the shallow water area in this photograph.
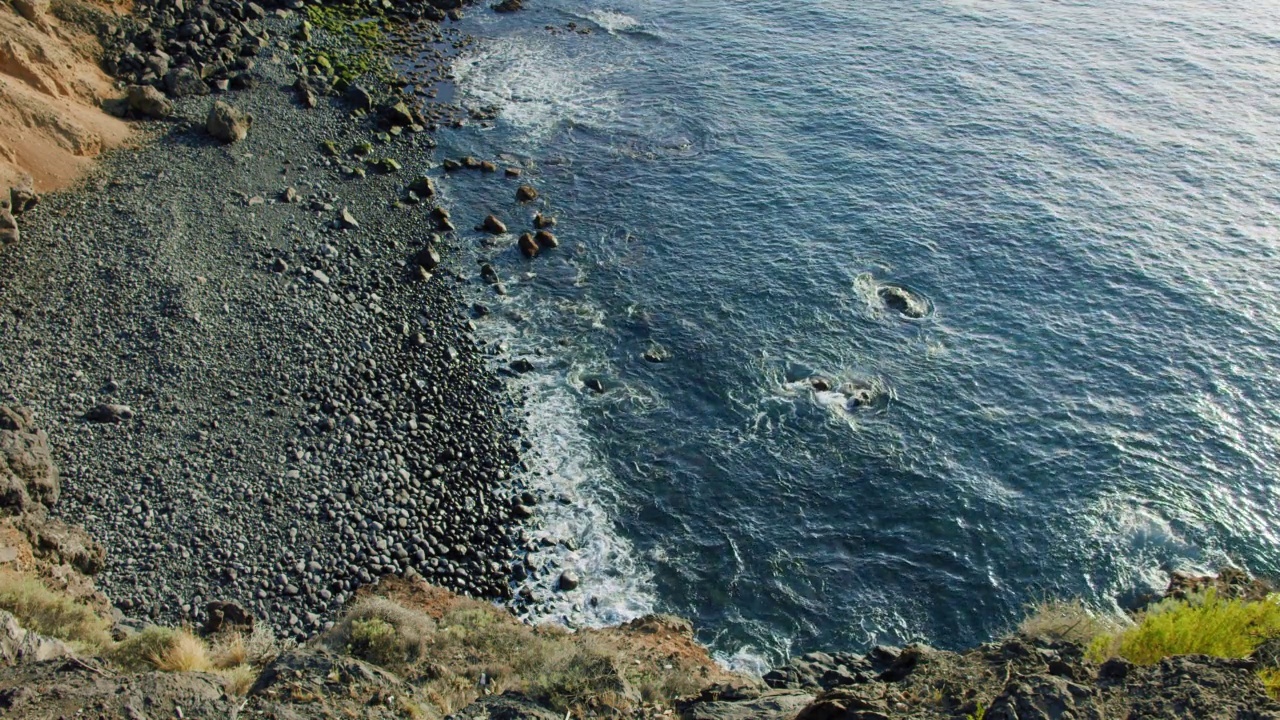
[411,0,1280,669]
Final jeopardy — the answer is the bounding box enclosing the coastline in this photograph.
[0,0,1279,718]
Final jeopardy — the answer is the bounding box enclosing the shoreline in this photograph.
[0,0,1279,717]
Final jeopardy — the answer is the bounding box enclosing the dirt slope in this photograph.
[0,0,131,192]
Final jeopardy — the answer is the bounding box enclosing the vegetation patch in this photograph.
[1086,590,1280,698]
[301,0,395,88]
[1087,590,1280,663]
[0,570,112,651]
[1018,599,1125,646]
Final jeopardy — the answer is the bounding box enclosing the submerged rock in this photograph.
[877,284,928,319]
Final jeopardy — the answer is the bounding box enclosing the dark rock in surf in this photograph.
[493,0,523,11]
[516,185,539,202]
[557,570,580,591]
[517,233,539,258]
[481,214,507,235]
[643,344,670,363]
[533,212,556,229]
[534,230,559,248]
[878,285,928,319]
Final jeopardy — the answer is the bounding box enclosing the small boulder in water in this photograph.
[517,233,539,258]
[809,377,832,392]
[534,230,559,248]
[877,284,928,319]
[557,570,580,591]
[533,212,556,229]
[643,344,671,363]
[516,184,539,202]
[481,214,507,235]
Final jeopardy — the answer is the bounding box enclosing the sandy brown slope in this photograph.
[0,0,131,193]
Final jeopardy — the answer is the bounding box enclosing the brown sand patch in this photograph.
[0,0,132,193]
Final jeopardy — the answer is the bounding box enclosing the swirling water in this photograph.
[425,0,1280,668]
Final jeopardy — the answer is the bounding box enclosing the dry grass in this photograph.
[327,596,436,666]
[112,626,211,672]
[216,663,260,695]
[319,596,709,718]
[1018,599,1126,646]
[0,569,112,651]
[208,625,284,669]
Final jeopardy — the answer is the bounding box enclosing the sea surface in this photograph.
[417,0,1280,669]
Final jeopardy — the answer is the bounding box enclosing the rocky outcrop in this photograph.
[0,610,72,666]
[709,634,1280,720]
[0,406,106,608]
[0,405,59,513]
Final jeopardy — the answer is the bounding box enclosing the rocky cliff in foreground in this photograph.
[2,404,1279,719]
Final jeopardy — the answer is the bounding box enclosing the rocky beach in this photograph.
[0,0,544,639]
[2,0,1280,717]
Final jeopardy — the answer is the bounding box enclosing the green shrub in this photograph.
[348,617,402,665]
[0,570,112,650]
[327,597,436,667]
[1088,590,1280,664]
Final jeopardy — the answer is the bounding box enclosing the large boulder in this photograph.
[453,692,561,719]
[683,689,816,720]
[0,407,58,514]
[481,214,507,235]
[126,85,173,118]
[206,102,251,143]
[8,188,37,216]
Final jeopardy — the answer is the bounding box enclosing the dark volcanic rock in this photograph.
[203,600,254,635]
[83,404,134,423]
[515,184,538,202]
[0,406,59,512]
[517,232,538,258]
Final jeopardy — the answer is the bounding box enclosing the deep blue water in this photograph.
[422,0,1280,668]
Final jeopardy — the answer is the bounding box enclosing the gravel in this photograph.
[0,14,535,640]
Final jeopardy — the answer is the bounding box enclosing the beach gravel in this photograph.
[0,15,528,639]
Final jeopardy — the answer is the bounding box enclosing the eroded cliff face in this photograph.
[0,0,132,192]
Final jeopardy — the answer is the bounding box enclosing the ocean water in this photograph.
[419,0,1280,669]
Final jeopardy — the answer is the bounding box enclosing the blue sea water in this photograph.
[423,0,1280,669]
